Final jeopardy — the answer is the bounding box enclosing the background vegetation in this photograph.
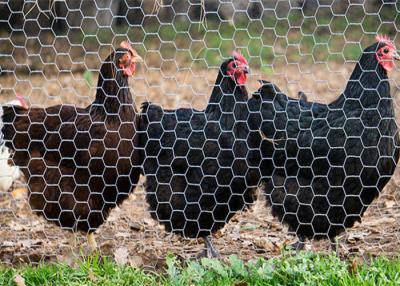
[0,0,399,74]
[2,252,400,285]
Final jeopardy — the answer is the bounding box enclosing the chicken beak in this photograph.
[394,51,400,61]
[132,54,143,63]
[244,65,250,74]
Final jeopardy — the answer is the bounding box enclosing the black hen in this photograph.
[249,35,400,249]
[1,41,143,249]
[140,51,263,257]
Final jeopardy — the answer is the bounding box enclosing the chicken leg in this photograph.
[204,236,219,258]
[197,236,219,258]
[290,236,306,251]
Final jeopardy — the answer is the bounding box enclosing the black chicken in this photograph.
[1,41,143,249]
[140,51,263,257]
[249,35,400,250]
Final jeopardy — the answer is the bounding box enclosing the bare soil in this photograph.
[1,64,400,267]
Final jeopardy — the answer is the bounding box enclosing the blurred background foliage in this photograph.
[0,0,399,74]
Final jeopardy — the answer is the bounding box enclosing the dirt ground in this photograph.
[1,63,400,267]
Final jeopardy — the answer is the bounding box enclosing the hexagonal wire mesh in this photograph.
[0,0,400,266]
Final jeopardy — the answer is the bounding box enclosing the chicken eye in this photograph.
[384,48,389,54]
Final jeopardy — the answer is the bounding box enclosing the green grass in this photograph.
[2,12,398,73]
[2,252,400,285]
[72,13,397,69]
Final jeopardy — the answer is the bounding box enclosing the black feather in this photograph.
[252,41,400,240]
[1,48,141,234]
[140,59,264,241]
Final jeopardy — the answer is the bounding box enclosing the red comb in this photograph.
[120,41,134,52]
[376,34,395,47]
[232,50,248,66]
[16,93,29,109]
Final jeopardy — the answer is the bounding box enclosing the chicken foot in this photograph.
[290,236,306,251]
[197,236,219,258]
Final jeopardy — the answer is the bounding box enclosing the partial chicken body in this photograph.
[250,35,400,249]
[1,41,143,248]
[0,144,21,193]
[140,52,264,257]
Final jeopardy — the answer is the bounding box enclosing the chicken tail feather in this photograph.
[140,101,151,114]
[1,95,29,148]
[136,102,153,138]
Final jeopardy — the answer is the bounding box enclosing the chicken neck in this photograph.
[90,66,134,119]
[205,69,248,122]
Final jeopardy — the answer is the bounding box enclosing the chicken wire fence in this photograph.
[0,0,400,266]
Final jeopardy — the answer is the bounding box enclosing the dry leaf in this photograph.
[214,229,223,239]
[253,238,276,252]
[9,223,26,231]
[88,270,98,282]
[14,274,26,286]
[115,232,130,238]
[242,223,259,231]
[20,239,42,248]
[347,232,369,244]
[3,241,15,247]
[364,217,395,227]
[242,240,252,247]
[229,230,241,241]
[348,246,361,253]
[348,258,359,274]
[100,240,114,249]
[56,249,77,267]
[384,199,396,208]
[234,282,248,286]
[114,247,129,265]
[11,188,28,199]
[130,222,143,231]
[107,207,122,222]
[128,255,143,268]
[143,218,156,226]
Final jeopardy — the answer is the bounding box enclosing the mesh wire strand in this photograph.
[0,0,399,265]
